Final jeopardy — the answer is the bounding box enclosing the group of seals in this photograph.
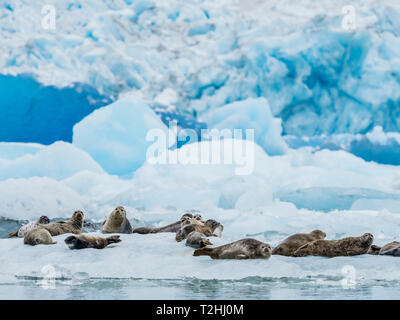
[271,230,374,258]
[9,216,50,238]
[11,209,123,250]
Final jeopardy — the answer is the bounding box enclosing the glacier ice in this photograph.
[0,141,104,181]
[73,95,171,176]
[0,74,111,145]
[1,1,400,137]
[201,98,287,155]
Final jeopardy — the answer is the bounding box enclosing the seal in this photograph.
[367,244,382,255]
[205,219,224,237]
[185,227,213,248]
[24,228,56,246]
[64,234,121,250]
[132,213,193,234]
[102,206,132,234]
[175,223,214,242]
[193,238,272,259]
[293,233,374,257]
[9,216,50,238]
[272,230,326,256]
[41,211,84,236]
[379,241,400,256]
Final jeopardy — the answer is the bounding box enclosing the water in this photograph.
[2,276,400,299]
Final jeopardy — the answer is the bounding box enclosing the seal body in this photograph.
[24,228,56,246]
[293,233,374,257]
[379,241,400,256]
[367,244,382,255]
[176,223,213,242]
[186,231,212,248]
[102,206,132,234]
[132,213,194,234]
[9,216,50,238]
[64,234,121,250]
[41,211,84,236]
[193,238,272,259]
[205,219,224,237]
[272,230,326,256]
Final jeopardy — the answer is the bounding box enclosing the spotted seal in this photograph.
[193,238,272,259]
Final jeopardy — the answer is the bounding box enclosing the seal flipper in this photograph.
[236,254,249,259]
[193,247,217,258]
[380,248,400,256]
[106,235,121,245]
[8,231,18,238]
[368,245,381,255]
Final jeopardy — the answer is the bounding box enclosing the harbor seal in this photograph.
[379,241,400,256]
[205,219,224,237]
[102,206,132,234]
[193,238,272,259]
[175,223,214,242]
[24,228,56,246]
[41,211,84,236]
[132,213,193,234]
[64,234,121,250]
[9,216,50,238]
[272,230,326,256]
[185,228,213,248]
[367,244,382,255]
[293,233,374,258]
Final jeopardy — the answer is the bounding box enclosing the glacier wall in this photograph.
[0,74,111,144]
[1,0,400,138]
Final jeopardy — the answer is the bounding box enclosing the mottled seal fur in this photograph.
[379,241,400,256]
[193,238,272,259]
[41,211,84,236]
[24,228,56,246]
[272,230,326,256]
[205,219,224,237]
[175,223,214,242]
[185,228,213,248]
[132,213,193,234]
[102,206,132,234]
[9,216,50,238]
[64,234,121,250]
[293,233,374,258]
[367,244,382,255]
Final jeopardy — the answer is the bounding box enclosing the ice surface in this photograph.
[0,141,104,180]
[1,205,400,283]
[285,126,400,165]
[73,95,171,176]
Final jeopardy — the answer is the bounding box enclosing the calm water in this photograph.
[2,276,400,300]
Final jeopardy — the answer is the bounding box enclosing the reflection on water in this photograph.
[2,276,400,300]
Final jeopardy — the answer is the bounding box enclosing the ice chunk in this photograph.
[201,98,288,155]
[0,177,86,220]
[0,141,104,181]
[73,95,171,176]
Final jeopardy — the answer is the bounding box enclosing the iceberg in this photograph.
[201,98,287,155]
[0,141,104,181]
[73,95,171,176]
